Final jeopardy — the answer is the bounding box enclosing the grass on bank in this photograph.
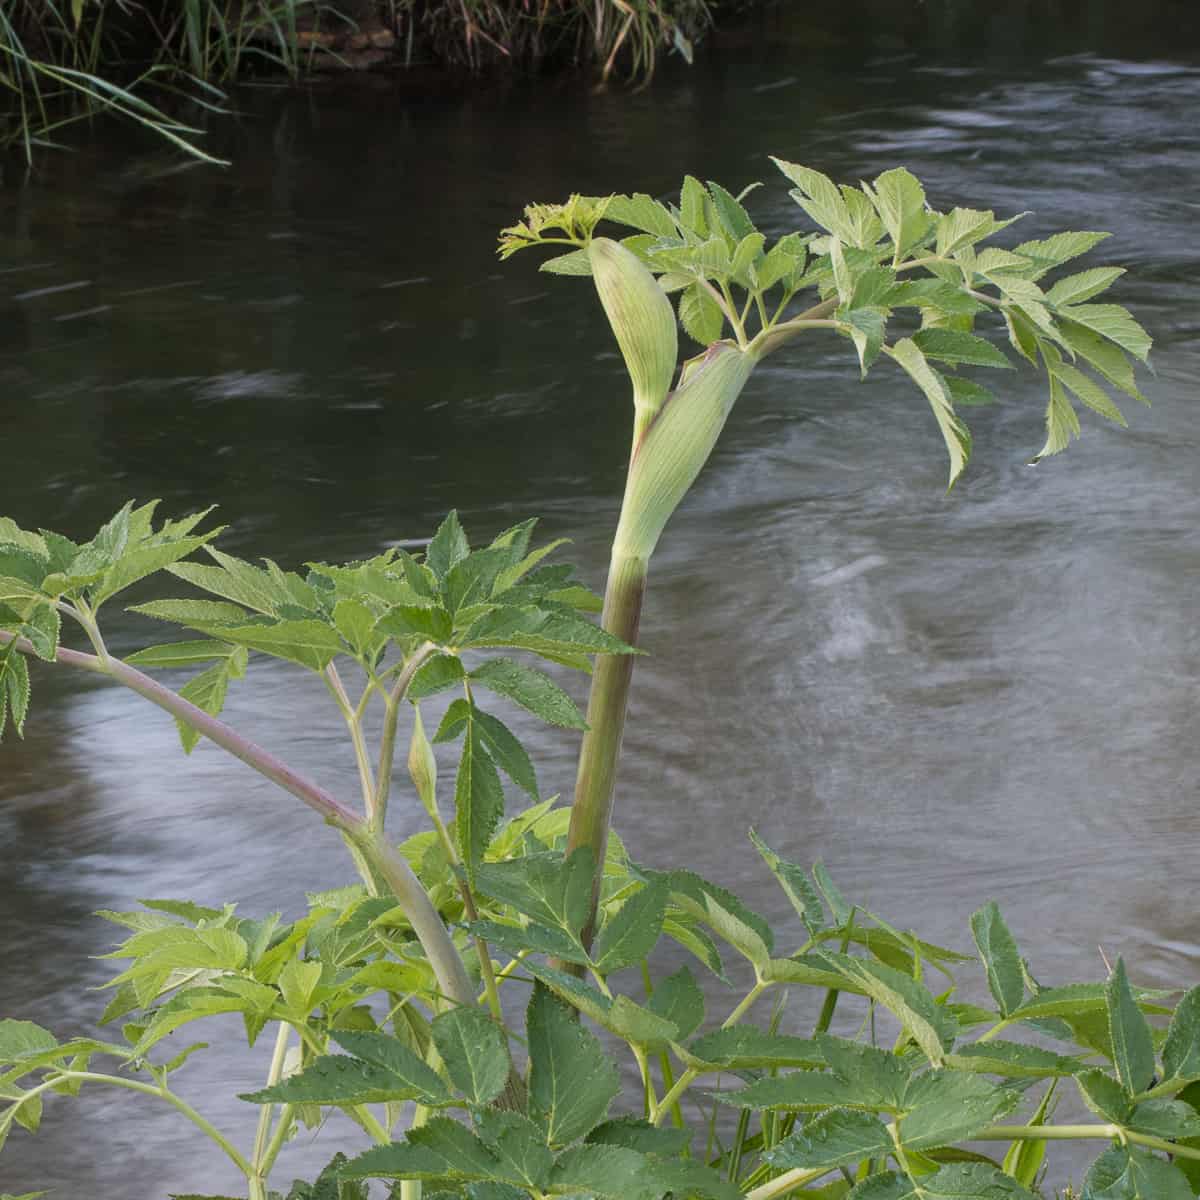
[0,0,712,161]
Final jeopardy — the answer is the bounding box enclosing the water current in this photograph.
[2,10,1199,1195]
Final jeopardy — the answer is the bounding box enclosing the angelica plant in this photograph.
[0,161,1168,1200]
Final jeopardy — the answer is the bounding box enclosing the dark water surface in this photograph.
[2,16,1199,1197]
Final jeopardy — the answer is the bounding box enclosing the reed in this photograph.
[0,0,713,158]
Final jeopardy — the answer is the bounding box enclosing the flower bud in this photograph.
[407,704,439,819]
[613,341,757,560]
[588,237,678,437]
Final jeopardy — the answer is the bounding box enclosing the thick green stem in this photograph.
[563,551,647,949]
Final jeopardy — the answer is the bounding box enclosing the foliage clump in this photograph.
[0,162,1172,1200]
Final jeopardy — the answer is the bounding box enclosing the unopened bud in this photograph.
[614,342,757,560]
[588,237,678,437]
[407,704,439,819]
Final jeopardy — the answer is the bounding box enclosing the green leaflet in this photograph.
[767,1108,891,1171]
[897,1069,1020,1150]
[970,902,1025,1017]
[946,1040,1081,1078]
[174,645,248,753]
[1061,303,1153,362]
[749,829,826,937]
[425,511,470,582]
[1083,1144,1194,1199]
[646,965,705,1040]
[453,708,506,882]
[431,1005,510,1106]
[911,328,1013,370]
[338,1116,502,1184]
[679,281,725,345]
[241,1053,447,1108]
[527,985,619,1147]
[0,645,30,738]
[682,1027,823,1071]
[818,1033,912,1109]
[592,876,667,974]
[473,848,594,936]
[469,657,587,729]
[848,1165,1038,1199]
[1106,957,1156,1095]
[1162,986,1200,1085]
[888,337,972,489]
[810,950,957,1066]
[866,166,930,259]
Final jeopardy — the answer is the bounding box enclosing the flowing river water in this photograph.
[2,8,1199,1195]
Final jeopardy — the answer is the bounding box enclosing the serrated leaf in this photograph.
[1031,373,1082,463]
[593,877,667,974]
[527,985,619,1147]
[679,281,725,345]
[0,1020,58,1064]
[1128,1098,1200,1139]
[473,848,593,936]
[889,338,972,489]
[453,718,505,884]
[125,640,238,669]
[1051,360,1126,425]
[540,249,592,275]
[1046,267,1126,307]
[408,652,467,700]
[586,1116,689,1157]
[0,648,30,738]
[867,167,930,259]
[849,1165,1038,1199]
[17,602,59,662]
[1162,987,1200,1085]
[772,159,858,246]
[206,619,342,671]
[767,1108,891,1171]
[459,606,636,657]
[1107,958,1156,1094]
[242,1052,445,1108]
[470,657,586,729]
[324,1031,445,1106]
[1012,231,1109,274]
[425,511,470,582]
[468,918,589,965]
[1059,320,1145,402]
[748,829,826,936]
[175,649,247,754]
[912,328,1013,369]
[432,1004,510,1106]
[646,965,704,1040]
[936,208,998,257]
[819,1033,911,1108]
[970,902,1024,1017]
[1060,303,1152,362]
[1076,1068,1132,1123]
[706,181,756,243]
[605,193,678,239]
[947,1040,1081,1078]
[811,950,956,1066]
[899,1070,1020,1149]
[130,598,251,627]
[338,1116,499,1183]
[471,708,538,799]
[716,1069,863,1112]
[684,1027,823,1071]
[943,377,996,407]
[1083,1144,1194,1199]
[842,307,887,376]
